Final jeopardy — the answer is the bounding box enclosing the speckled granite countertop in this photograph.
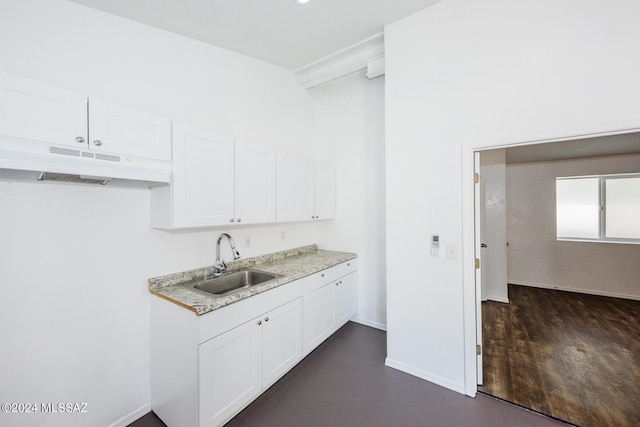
[149,245,356,316]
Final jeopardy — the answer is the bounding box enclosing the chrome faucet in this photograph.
[212,233,241,276]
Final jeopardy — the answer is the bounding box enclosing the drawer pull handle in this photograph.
[257,320,262,325]
[265,317,269,322]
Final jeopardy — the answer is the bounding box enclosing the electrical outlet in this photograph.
[244,236,251,248]
[280,231,286,242]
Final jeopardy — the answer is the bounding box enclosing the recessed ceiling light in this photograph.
[297,0,310,4]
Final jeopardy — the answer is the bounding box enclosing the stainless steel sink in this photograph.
[179,268,282,297]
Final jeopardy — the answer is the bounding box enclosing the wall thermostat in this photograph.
[431,234,440,256]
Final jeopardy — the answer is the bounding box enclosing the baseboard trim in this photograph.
[352,316,387,331]
[509,280,640,301]
[384,357,465,395]
[108,403,151,427]
[485,294,509,303]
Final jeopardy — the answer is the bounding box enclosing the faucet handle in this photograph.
[212,260,226,276]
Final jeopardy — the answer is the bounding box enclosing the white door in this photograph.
[474,151,483,385]
[0,71,86,148]
[479,150,509,303]
[335,272,357,328]
[261,299,303,388]
[314,162,336,220]
[276,152,314,222]
[172,122,235,228]
[302,283,336,355]
[88,98,171,161]
[199,319,262,427]
[235,141,276,224]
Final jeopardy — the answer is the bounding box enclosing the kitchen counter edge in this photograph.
[148,245,357,316]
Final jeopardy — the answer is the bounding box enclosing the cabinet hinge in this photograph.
[474,258,480,269]
[474,173,479,184]
[476,344,482,355]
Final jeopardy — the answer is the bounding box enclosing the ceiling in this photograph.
[69,0,442,70]
[505,132,640,164]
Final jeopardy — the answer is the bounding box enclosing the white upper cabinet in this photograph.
[276,152,315,222]
[152,122,235,229]
[314,162,336,220]
[234,141,276,224]
[0,71,87,148]
[276,154,337,223]
[151,126,278,229]
[0,71,171,162]
[88,99,171,161]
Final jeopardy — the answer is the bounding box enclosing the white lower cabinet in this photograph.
[261,299,304,387]
[151,259,357,427]
[302,260,358,355]
[199,319,261,427]
[302,281,336,354]
[199,298,302,427]
[336,272,357,327]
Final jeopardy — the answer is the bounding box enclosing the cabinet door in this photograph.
[235,142,276,224]
[314,162,336,220]
[262,299,303,388]
[88,98,171,161]
[199,319,262,427]
[172,122,235,228]
[276,152,314,222]
[302,283,336,356]
[0,71,86,148]
[335,272,357,328]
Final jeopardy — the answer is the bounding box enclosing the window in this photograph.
[556,174,640,243]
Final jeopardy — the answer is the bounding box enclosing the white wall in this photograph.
[507,153,640,300]
[385,0,640,394]
[0,1,318,426]
[311,72,387,330]
[0,1,313,151]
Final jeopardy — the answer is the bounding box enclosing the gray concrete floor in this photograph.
[131,322,569,427]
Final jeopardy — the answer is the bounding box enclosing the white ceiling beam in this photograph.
[366,54,385,80]
[295,33,385,89]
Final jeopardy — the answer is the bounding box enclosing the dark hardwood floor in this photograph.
[480,284,640,427]
[130,322,567,427]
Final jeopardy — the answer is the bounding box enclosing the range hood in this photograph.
[0,138,171,187]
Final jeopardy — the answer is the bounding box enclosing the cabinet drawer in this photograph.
[302,259,357,294]
[198,279,302,344]
[335,258,357,279]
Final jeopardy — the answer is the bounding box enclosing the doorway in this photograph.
[472,132,640,426]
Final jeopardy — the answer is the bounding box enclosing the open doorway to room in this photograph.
[475,133,640,427]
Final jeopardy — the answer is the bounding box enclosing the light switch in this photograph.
[446,244,458,259]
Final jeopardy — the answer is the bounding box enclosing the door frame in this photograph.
[461,117,640,397]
